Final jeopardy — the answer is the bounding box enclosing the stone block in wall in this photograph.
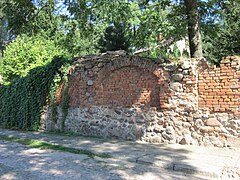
[205,118,222,127]
[199,126,215,133]
[194,119,204,128]
[181,60,191,69]
[179,134,193,145]
[171,74,184,81]
[170,82,183,92]
[164,63,178,71]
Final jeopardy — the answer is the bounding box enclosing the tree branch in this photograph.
[133,37,176,55]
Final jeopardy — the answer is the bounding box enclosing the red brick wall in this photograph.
[68,75,87,107]
[66,55,240,115]
[198,56,240,115]
[95,66,160,107]
[67,55,167,108]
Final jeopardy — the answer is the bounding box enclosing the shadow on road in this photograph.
[0,128,209,180]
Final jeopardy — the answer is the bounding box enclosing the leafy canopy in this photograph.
[0,0,239,64]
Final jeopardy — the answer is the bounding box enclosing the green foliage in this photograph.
[61,23,100,57]
[140,44,181,62]
[1,0,36,36]
[48,62,70,131]
[98,23,130,52]
[133,1,187,49]
[0,34,68,83]
[202,0,240,64]
[1,0,239,66]
[0,56,70,130]
[2,0,61,37]
[61,82,70,131]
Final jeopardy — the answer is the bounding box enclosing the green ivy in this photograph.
[49,62,71,131]
[60,78,70,132]
[0,56,71,130]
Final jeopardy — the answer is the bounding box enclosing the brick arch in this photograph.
[94,56,165,108]
[95,56,162,84]
[67,55,170,108]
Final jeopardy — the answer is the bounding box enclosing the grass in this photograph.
[43,130,103,139]
[0,135,111,158]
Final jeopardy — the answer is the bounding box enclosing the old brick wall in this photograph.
[96,66,160,107]
[45,53,240,147]
[198,56,240,116]
[67,55,170,109]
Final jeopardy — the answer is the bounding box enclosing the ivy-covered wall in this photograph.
[0,57,70,130]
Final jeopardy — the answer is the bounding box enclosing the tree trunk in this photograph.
[184,0,203,58]
[0,42,3,58]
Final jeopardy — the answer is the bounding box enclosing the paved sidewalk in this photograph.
[0,128,239,179]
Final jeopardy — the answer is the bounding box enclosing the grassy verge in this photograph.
[43,131,103,139]
[0,135,111,158]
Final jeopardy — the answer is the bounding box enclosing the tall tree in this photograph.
[200,0,240,63]
[98,23,130,52]
[1,0,239,62]
[184,0,203,58]
[2,0,36,36]
[0,0,10,59]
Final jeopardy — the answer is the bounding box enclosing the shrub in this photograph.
[0,34,69,83]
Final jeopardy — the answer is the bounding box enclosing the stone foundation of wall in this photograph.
[46,106,239,147]
[44,53,240,147]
